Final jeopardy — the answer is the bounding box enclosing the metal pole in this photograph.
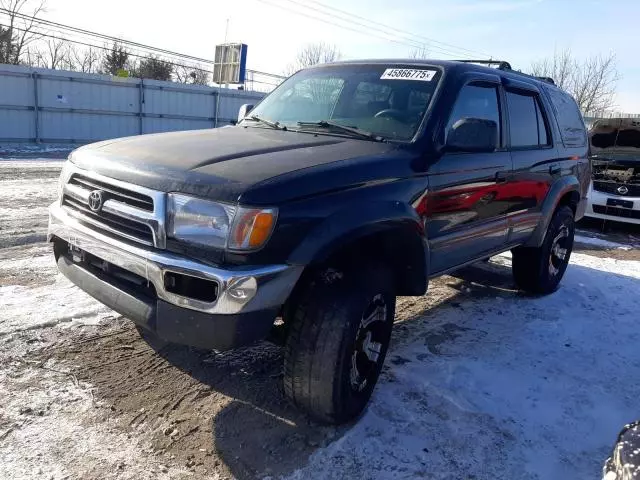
[138,79,144,134]
[214,90,219,128]
[32,73,40,143]
[223,19,229,89]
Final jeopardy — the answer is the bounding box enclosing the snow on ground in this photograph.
[575,234,633,250]
[2,158,640,479]
[0,161,62,249]
[0,144,73,159]
[0,243,180,480]
[0,369,162,480]
[288,252,640,480]
[0,269,114,335]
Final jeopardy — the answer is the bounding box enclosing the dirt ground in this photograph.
[1,159,639,480]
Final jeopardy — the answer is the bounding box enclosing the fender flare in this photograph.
[525,176,580,248]
[288,201,429,295]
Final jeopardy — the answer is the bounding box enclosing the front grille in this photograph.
[593,181,640,197]
[62,173,158,246]
[62,195,154,244]
[69,174,154,211]
[593,205,640,220]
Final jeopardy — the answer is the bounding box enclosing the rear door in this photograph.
[502,80,558,243]
[427,79,512,274]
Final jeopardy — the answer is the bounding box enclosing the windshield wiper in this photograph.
[297,120,385,142]
[245,115,285,130]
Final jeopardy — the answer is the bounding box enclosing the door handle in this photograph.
[549,165,561,175]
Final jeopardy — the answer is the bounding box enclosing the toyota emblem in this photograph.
[617,185,629,196]
[88,190,104,212]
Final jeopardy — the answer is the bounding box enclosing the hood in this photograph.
[590,118,640,161]
[69,127,396,203]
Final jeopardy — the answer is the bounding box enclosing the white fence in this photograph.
[0,64,265,144]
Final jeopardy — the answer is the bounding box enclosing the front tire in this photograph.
[283,263,395,424]
[512,205,575,294]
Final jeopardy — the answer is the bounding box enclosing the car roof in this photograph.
[310,58,555,89]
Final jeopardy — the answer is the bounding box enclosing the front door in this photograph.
[427,82,511,274]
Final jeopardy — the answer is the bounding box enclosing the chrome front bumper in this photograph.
[48,202,303,315]
[585,182,640,225]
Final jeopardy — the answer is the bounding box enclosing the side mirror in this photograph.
[238,104,254,123]
[445,118,498,153]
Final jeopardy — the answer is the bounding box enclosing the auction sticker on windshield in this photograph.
[380,68,437,81]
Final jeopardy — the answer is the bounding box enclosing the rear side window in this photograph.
[447,84,501,142]
[543,86,586,147]
[536,101,549,145]
[506,91,550,148]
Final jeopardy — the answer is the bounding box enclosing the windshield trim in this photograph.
[240,63,446,145]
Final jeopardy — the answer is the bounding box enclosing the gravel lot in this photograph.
[1,158,639,480]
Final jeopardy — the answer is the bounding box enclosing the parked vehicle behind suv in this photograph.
[586,117,640,224]
[48,59,589,424]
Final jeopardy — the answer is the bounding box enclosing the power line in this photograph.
[302,0,493,58]
[276,0,484,58]
[0,8,214,65]
[254,0,447,55]
[0,22,214,73]
[276,0,440,54]
[0,10,285,81]
[254,0,494,59]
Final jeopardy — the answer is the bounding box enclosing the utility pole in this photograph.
[223,18,229,89]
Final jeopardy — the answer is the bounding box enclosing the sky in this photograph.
[36,0,640,111]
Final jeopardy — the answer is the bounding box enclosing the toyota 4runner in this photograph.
[48,59,589,424]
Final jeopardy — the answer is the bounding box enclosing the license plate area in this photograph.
[607,198,633,209]
[68,243,85,263]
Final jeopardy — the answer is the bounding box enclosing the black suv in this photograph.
[48,59,589,424]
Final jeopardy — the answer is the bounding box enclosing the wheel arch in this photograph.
[525,176,580,248]
[287,201,429,297]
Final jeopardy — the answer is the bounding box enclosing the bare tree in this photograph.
[174,65,210,85]
[42,37,68,69]
[20,45,42,66]
[282,43,343,104]
[0,0,46,64]
[408,46,429,59]
[530,49,620,114]
[69,46,99,73]
[284,42,342,76]
[22,38,71,69]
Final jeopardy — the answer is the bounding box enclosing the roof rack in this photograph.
[452,59,556,85]
[454,59,513,70]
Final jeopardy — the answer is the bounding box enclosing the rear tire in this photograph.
[512,205,575,294]
[283,263,395,424]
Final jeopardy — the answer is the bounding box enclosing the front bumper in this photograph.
[584,183,640,225]
[48,203,303,350]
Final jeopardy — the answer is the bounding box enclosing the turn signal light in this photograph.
[228,207,277,250]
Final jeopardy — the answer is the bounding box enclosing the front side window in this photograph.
[446,84,501,143]
[244,64,442,141]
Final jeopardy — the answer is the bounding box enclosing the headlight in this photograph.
[167,193,277,251]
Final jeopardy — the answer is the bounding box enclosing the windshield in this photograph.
[243,64,442,141]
